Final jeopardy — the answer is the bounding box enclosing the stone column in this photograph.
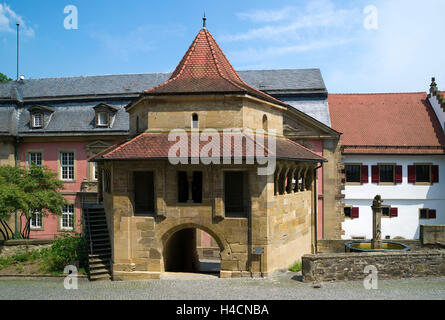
[288,167,297,194]
[275,166,282,196]
[371,195,383,249]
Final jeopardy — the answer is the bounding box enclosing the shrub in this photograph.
[41,233,88,272]
[289,262,302,273]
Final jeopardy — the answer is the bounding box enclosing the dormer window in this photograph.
[32,113,43,128]
[97,112,109,127]
[28,105,54,130]
[93,103,118,129]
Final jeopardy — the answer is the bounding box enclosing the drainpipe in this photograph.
[313,163,323,254]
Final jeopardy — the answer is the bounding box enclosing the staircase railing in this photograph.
[84,207,94,254]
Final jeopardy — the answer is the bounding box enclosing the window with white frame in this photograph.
[32,113,43,128]
[30,211,42,229]
[97,112,109,127]
[61,204,74,230]
[28,152,42,167]
[61,152,74,180]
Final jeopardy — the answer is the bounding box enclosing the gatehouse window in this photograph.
[224,171,248,217]
[177,171,202,204]
[262,114,268,132]
[134,171,155,215]
[192,113,199,129]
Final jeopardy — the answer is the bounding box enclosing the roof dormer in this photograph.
[93,103,118,128]
[28,105,54,129]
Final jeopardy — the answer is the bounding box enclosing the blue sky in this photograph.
[1,0,444,93]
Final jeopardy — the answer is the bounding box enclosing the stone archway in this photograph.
[161,223,231,276]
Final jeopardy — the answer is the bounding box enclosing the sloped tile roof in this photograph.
[0,69,326,100]
[91,132,326,162]
[329,92,445,154]
[143,29,289,108]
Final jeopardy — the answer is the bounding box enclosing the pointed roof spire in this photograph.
[202,13,207,29]
[144,28,288,107]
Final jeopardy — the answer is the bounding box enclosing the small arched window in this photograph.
[136,116,140,133]
[262,114,268,132]
[192,113,199,129]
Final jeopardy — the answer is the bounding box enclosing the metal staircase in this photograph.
[83,205,112,281]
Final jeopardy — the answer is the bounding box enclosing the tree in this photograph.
[0,165,67,239]
[0,72,12,83]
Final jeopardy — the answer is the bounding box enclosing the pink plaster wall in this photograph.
[19,141,88,239]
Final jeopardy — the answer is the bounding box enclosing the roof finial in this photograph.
[430,76,437,94]
[202,13,207,29]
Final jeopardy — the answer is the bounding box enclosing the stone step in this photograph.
[88,255,111,264]
[89,262,110,270]
[89,273,111,281]
[89,267,110,275]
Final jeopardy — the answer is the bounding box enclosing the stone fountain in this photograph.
[345,195,411,252]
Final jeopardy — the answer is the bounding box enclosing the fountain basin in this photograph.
[345,240,411,252]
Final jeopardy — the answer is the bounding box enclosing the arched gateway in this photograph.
[91,21,325,280]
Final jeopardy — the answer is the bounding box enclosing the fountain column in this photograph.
[371,195,383,249]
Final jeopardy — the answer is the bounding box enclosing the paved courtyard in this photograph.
[0,272,444,300]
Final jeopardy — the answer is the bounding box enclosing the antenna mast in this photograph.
[16,23,19,81]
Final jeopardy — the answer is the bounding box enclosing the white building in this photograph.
[329,80,445,240]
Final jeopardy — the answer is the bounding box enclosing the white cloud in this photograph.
[230,38,353,63]
[236,6,294,23]
[224,1,360,42]
[0,3,34,37]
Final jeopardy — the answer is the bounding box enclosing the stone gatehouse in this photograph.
[92,24,325,280]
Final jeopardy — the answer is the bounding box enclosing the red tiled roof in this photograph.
[329,92,445,154]
[91,132,326,162]
[142,28,288,108]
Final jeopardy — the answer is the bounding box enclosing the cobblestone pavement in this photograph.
[0,272,444,300]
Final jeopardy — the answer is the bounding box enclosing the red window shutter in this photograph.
[341,168,345,174]
[352,207,359,219]
[371,166,379,183]
[395,166,402,184]
[361,165,369,183]
[341,178,346,184]
[428,209,436,219]
[390,207,398,217]
[432,165,439,183]
[408,165,416,183]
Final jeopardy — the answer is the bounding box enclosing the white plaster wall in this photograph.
[341,155,445,240]
[429,95,445,132]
